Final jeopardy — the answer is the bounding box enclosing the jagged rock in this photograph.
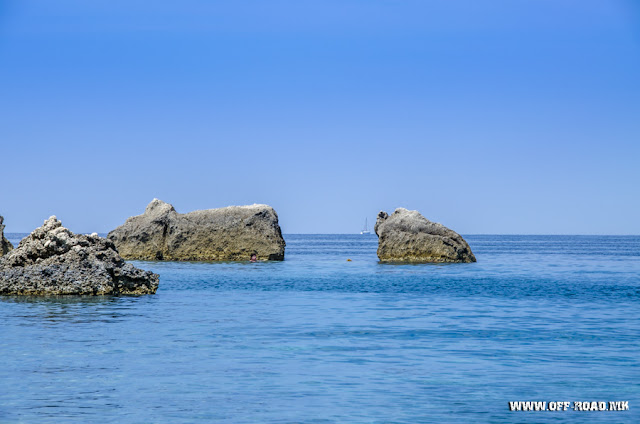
[0,215,13,256]
[0,216,159,295]
[375,208,476,263]
[108,199,286,261]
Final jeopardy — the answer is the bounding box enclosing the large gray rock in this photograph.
[0,215,13,256]
[375,208,476,263]
[108,199,286,261]
[0,216,159,295]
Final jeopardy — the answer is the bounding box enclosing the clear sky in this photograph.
[1,0,639,234]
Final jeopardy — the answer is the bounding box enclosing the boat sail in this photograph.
[360,218,371,235]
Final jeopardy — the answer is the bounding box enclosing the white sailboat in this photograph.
[360,218,371,235]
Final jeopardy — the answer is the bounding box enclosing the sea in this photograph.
[0,234,638,423]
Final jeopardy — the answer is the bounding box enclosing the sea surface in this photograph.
[1,234,638,423]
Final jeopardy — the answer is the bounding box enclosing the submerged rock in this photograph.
[108,199,286,261]
[0,215,13,256]
[0,216,159,295]
[375,208,476,263]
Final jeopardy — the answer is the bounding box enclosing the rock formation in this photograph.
[108,199,286,261]
[375,208,476,263]
[0,215,13,256]
[0,216,159,295]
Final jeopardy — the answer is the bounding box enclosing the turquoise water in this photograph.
[1,234,638,423]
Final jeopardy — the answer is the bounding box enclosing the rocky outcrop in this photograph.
[375,208,476,263]
[0,216,159,295]
[0,216,13,256]
[108,199,286,261]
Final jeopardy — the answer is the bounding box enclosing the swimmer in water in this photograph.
[250,254,257,263]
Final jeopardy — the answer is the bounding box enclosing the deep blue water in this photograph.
[1,234,638,423]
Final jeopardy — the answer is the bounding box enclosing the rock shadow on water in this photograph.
[376,261,478,267]
[374,260,481,279]
[130,258,285,274]
[0,294,119,305]
[0,294,155,324]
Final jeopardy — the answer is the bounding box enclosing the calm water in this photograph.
[1,234,638,423]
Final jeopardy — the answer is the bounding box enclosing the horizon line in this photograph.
[4,232,640,237]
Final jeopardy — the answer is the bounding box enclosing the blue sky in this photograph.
[1,0,639,234]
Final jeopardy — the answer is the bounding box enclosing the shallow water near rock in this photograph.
[1,234,639,423]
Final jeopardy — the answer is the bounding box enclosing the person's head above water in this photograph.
[250,254,257,262]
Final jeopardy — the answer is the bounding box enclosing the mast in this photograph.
[361,218,370,234]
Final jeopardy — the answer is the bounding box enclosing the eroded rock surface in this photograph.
[0,216,13,256]
[375,208,476,263]
[108,199,286,261]
[0,216,159,295]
